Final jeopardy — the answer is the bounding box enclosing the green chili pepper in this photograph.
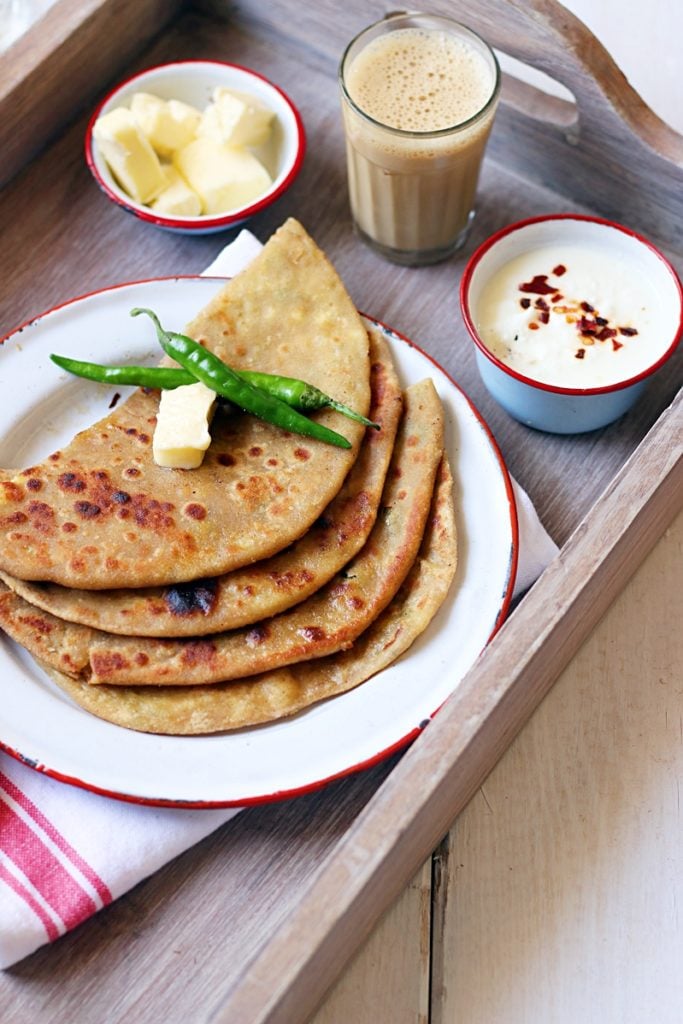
[50,354,195,390]
[51,343,378,429]
[165,332,379,430]
[130,307,353,450]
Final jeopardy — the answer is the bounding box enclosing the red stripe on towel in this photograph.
[0,772,111,904]
[0,801,97,930]
[0,861,60,942]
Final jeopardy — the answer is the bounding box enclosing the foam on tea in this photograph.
[346,28,493,133]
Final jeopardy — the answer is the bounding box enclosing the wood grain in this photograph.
[311,861,432,1024]
[0,0,184,187]
[0,2,681,1021]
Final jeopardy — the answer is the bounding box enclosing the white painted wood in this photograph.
[433,509,683,1024]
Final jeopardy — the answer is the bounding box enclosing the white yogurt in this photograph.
[473,241,676,388]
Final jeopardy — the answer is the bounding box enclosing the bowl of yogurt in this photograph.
[460,214,683,432]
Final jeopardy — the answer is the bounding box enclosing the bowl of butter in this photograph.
[85,60,305,233]
[460,214,683,433]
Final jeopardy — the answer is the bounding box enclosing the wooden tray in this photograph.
[1,1,681,1021]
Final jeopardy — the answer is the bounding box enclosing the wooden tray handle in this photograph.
[435,0,683,245]
[246,0,683,246]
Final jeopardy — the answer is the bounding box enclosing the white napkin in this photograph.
[0,230,557,970]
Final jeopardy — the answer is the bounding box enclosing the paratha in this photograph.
[0,329,402,636]
[39,458,457,733]
[0,379,444,685]
[0,219,370,589]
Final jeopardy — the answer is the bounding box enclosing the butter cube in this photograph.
[197,88,275,147]
[130,92,201,156]
[93,107,167,203]
[150,165,202,216]
[173,137,272,214]
[195,101,225,144]
[153,382,217,470]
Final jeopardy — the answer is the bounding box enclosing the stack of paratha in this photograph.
[0,220,457,734]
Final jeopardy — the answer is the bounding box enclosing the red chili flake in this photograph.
[580,301,595,313]
[578,316,598,335]
[528,321,540,330]
[612,339,624,351]
[539,310,550,324]
[552,293,563,302]
[553,264,567,276]
[575,349,586,359]
[519,275,556,295]
[619,326,638,336]
[535,297,549,311]
[595,316,608,326]
[520,297,531,309]
[597,327,617,341]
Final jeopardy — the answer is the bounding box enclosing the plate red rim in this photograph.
[0,277,519,808]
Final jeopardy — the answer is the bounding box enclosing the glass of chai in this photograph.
[339,12,501,266]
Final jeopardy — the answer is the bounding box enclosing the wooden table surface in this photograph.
[0,2,681,1022]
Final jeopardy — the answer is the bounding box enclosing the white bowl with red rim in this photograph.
[85,60,306,234]
[460,214,683,433]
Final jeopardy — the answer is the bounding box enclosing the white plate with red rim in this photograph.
[0,278,518,807]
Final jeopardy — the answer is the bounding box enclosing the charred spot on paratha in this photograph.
[164,579,218,617]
